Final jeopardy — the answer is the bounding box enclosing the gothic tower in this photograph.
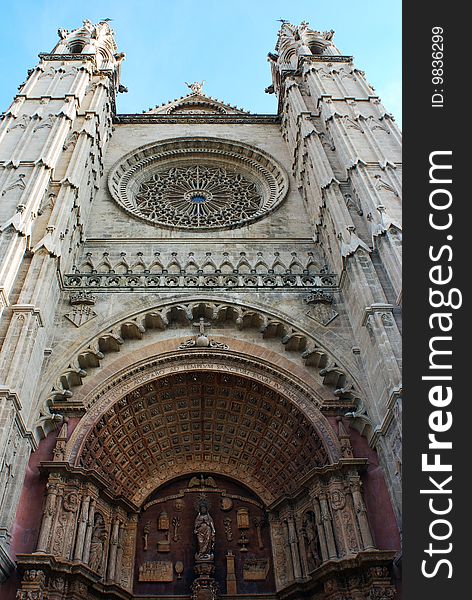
[0,20,401,600]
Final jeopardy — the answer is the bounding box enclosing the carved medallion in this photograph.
[174,498,185,511]
[220,497,233,511]
[330,490,346,510]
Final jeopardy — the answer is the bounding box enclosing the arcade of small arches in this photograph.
[41,297,363,439]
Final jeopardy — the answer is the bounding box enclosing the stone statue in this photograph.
[89,514,107,573]
[185,81,205,95]
[303,512,321,571]
[194,502,215,561]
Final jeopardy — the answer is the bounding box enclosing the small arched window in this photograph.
[68,41,84,54]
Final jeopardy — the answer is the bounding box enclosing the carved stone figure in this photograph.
[185,81,205,95]
[303,512,321,571]
[174,498,185,511]
[89,514,107,573]
[194,502,215,561]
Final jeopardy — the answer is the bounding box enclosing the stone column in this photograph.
[107,517,120,581]
[115,522,125,583]
[310,494,329,562]
[36,482,59,553]
[119,513,138,592]
[319,492,337,559]
[73,494,90,561]
[282,520,294,582]
[49,485,65,555]
[327,476,362,557]
[267,512,288,590]
[81,497,96,564]
[286,513,302,580]
[350,476,375,550]
[295,512,309,577]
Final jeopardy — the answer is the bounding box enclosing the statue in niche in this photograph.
[194,500,215,561]
[303,512,321,571]
[89,514,107,573]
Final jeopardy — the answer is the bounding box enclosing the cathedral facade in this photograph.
[0,19,402,600]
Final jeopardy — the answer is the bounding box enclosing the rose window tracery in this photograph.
[107,137,289,230]
[134,164,263,228]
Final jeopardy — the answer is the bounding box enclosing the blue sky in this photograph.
[0,1,401,126]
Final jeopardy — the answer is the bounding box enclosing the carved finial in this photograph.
[336,416,353,458]
[52,417,69,462]
[185,81,205,95]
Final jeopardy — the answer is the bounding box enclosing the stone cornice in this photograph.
[276,550,397,600]
[113,113,280,124]
[0,539,15,582]
[361,303,394,326]
[38,461,140,512]
[38,53,96,62]
[301,54,353,63]
[0,388,38,451]
[11,303,44,327]
[268,458,369,510]
[62,271,338,292]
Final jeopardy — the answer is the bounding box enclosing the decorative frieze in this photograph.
[64,271,337,291]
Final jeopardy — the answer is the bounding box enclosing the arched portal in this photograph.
[14,346,397,600]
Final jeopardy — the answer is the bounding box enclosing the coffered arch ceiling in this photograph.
[76,371,331,506]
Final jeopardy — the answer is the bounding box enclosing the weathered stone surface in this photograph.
[0,19,401,600]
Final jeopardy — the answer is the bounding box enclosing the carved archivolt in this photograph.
[45,299,360,417]
[107,137,289,230]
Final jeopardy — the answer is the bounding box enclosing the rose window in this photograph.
[107,137,289,231]
[134,165,262,228]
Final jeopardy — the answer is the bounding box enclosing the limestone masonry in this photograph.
[0,19,402,600]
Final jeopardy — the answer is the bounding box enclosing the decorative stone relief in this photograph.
[78,371,330,504]
[305,288,338,326]
[223,517,233,541]
[65,249,336,291]
[64,291,97,327]
[139,560,173,582]
[243,557,269,580]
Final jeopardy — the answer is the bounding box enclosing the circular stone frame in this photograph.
[107,137,290,230]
